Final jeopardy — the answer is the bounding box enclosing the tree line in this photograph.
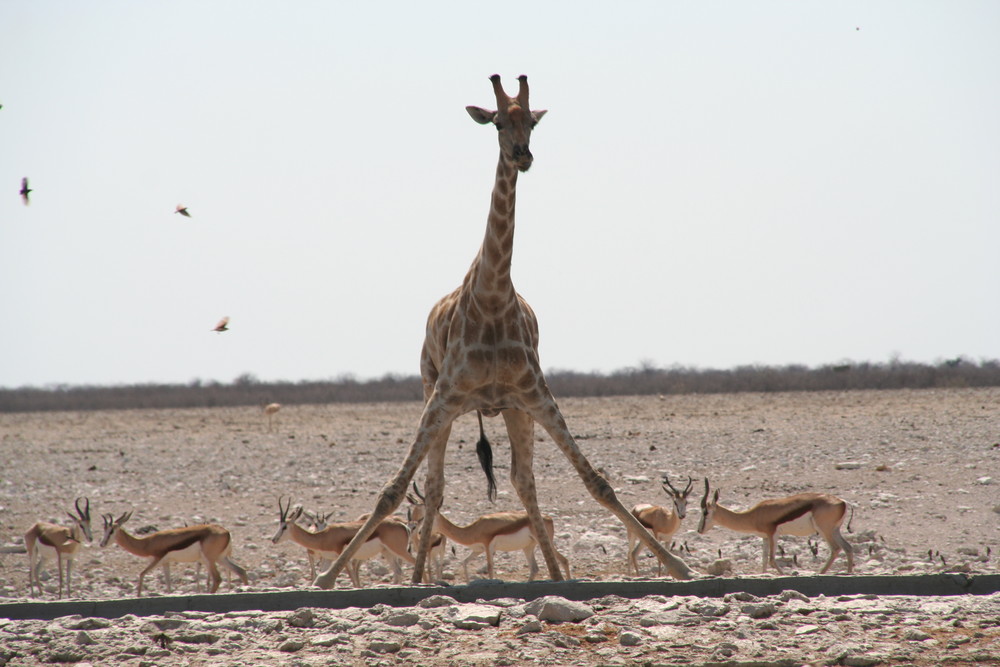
[1,358,997,413]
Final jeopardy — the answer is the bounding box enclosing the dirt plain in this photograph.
[1,387,998,665]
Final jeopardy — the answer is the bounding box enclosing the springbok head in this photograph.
[67,497,93,543]
[271,496,304,544]
[99,510,133,547]
[697,478,722,534]
[661,475,695,520]
[466,74,547,172]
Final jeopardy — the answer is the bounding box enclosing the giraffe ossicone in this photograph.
[313,75,692,588]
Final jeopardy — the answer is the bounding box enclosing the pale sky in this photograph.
[2,2,998,389]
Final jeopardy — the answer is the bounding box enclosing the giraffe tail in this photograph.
[476,410,497,502]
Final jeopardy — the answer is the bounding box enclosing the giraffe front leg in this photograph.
[313,393,460,589]
[527,397,694,581]
[503,408,565,581]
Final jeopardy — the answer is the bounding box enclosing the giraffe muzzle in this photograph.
[513,145,533,171]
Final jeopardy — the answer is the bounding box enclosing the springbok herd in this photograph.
[22,476,854,599]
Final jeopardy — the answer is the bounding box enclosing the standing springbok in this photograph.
[698,479,854,574]
[24,497,92,598]
[263,403,281,432]
[100,512,249,596]
[627,476,694,576]
[271,497,414,587]
[301,508,335,580]
[407,484,570,582]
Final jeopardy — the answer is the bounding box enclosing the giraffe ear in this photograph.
[466,106,497,125]
[531,109,547,125]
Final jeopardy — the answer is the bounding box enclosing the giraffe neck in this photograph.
[468,155,519,304]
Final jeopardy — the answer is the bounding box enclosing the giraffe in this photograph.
[314,74,692,587]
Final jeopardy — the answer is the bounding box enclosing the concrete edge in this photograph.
[1,573,997,621]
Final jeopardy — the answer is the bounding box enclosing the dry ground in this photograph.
[1,388,998,664]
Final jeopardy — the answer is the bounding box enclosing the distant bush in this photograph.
[1,358,997,413]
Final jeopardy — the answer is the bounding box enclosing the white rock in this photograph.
[836,461,863,470]
[418,594,458,608]
[524,596,595,623]
[447,604,502,629]
[795,624,821,635]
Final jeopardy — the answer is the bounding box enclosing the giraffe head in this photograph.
[467,74,547,172]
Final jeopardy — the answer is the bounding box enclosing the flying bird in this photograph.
[212,316,230,332]
[19,178,31,205]
[175,204,191,217]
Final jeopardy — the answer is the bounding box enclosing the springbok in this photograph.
[24,497,92,598]
[100,512,249,596]
[698,478,855,574]
[263,403,281,432]
[407,484,570,582]
[270,497,414,587]
[301,508,335,580]
[627,476,694,576]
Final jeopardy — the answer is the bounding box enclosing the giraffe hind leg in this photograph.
[524,395,693,580]
[503,408,564,581]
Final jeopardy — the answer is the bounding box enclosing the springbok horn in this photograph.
[662,475,680,495]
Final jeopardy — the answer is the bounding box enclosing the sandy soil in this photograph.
[1,388,998,664]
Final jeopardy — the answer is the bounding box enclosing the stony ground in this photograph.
[1,388,998,665]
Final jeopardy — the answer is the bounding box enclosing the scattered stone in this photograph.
[686,600,730,617]
[383,610,420,627]
[367,638,402,654]
[779,590,810,602]
[843,654,886,666]
[516,616,543,635]
[310,633,349,647]
[742,602,777,619]
[174,632,219,644]
[706,558,733,575]
[61,617,111,631]
[904,628,931,641]
[418,595,458,608]
[836,461,863,470]
[795,624,821,635]
[286,608,316,628]
[619,630,643,646]
[278,639,305,652]
[75,630,98,645]
[524,596,595,623]
[447,604,502,629]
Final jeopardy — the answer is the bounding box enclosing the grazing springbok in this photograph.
[24,497,92,598]
[627,476,694,576]
[698,478,855,574]
[270,497,414,587]
[407,484,570,582]
[100,512,249,596]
